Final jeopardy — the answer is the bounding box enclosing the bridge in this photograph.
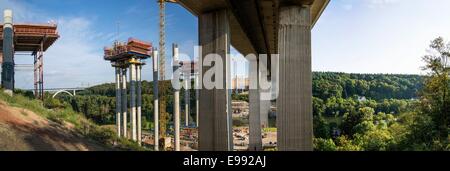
[23,87,87,99]
[177,0,329,151]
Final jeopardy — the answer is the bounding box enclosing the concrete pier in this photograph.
[176,0,328,151]
[104,39,150,143]
[260,99,270,128]
[174,88,180,151]
[198,9,233,151]
[153,50,159,151]
[136,65,142,145]
[195,74,199,128]
[277,5,313,151]
[173,44,181,151]
[130,63,137,141]
[184,74,190,127]
[115,67,122,137]
[2,9,14,96]
[260,60,271,129]
[121,68,128,138]
[249,58,262,151]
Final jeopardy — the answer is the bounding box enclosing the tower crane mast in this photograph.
[158,0,177,80]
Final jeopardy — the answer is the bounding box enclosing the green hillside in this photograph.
[0,90,145,151]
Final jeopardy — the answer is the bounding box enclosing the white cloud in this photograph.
[342,4,353,11]
[366,0,402,8]
[0,0,50,23]
[42,17,113,89]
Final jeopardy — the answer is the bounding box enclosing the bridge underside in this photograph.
[178,0,328,151]
[178,0,328,55]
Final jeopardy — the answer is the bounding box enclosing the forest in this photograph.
[44,38,449,151]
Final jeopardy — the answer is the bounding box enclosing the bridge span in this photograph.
[22,87,87,98]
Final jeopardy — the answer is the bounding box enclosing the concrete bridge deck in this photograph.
[178,0,329,55]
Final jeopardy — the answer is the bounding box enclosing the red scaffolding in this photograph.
[104,38,152,62]
[0,23,59,100]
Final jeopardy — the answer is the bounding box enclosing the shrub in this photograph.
[314,138,337,151]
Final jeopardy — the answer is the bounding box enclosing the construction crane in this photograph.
[158,0,177,80]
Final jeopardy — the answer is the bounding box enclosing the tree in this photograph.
[341,107,375,136]
[416,37,450,147]
[354,128,394,151]
[314,138,337,151]
[314,115,331,139]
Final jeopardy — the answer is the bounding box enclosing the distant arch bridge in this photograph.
[24,87,87,99]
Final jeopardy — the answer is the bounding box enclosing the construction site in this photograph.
[1,0,450,170]
[0,0,330,152]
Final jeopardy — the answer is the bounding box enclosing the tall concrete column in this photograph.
[260,99,270,128]
[198,9,233,151]
[260,60,270,129]
[153,50,159,151]
[277,5,313,151]
[173,44,181,151]
[121,68,128,138]
[195,73,199,128]
[2,9,14,96]
[136,65,142,145]
[174,87,180,151]
[249,58,262,151]
[184,74,190,127]
[130,62,137,141]
[115,67,122,138]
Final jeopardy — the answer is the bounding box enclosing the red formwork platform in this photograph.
[0,24,59,52]
[0,23,59,101]
[104,38,152,62]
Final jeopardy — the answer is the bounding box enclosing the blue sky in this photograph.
[1,0,450,89]
[313,0,450,75]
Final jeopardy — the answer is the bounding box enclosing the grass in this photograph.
[0,90,147,151]
[263,127,277,133]
[233,117,249,127]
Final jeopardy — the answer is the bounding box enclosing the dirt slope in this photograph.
[0,101,107,151]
